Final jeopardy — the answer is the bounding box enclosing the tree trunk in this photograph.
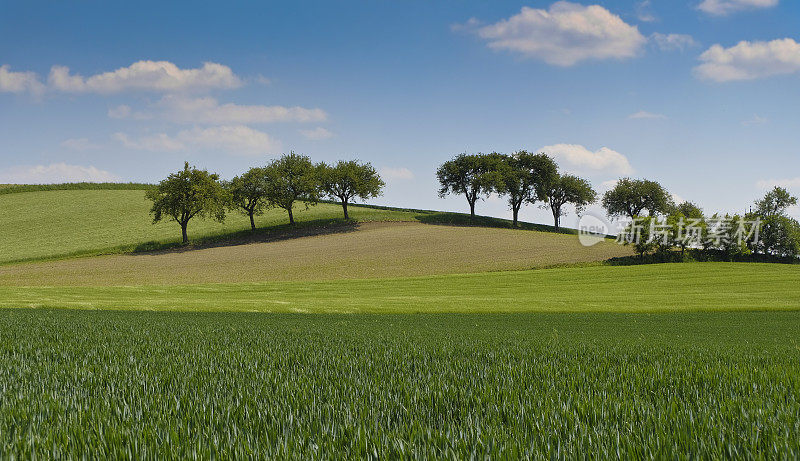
[469,200,476,218]
[342,200,349,220]
[287,206,294,225]
[249,212,256,230]
[181,222,189,244]
[552,206,561,230]
[512,206,519,227]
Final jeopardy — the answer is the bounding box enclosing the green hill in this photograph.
[0,188,421,264]
[0,185,629,270]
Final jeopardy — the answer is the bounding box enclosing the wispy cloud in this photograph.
[114,125,281,156]
[628,110,667,120]
[60,138,102,151]
[0,163,119,184]
[697,0,778,16]
[299,127,334,140]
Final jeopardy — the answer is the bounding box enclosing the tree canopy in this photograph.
[319,160,384,219]
[437,153,496,218]
[602,178,673,219]
[145,162,227,243]
[493,151,558,227]
[544,174,596,230]
[226,167,270,230]
[263,153,320,225]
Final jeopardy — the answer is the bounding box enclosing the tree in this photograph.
[436,153,495,218]
[146,162,227,244]
[263,153,320,225]
[493,151,558,227]
[755,186,797,217]
[543,174,596,230]
[319,160,384,219]
[752,187,800,257]
[226,167,270,230]
[602,178,673,220]
[668,201,704,256]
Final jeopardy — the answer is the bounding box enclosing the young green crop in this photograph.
[0,310,798,458]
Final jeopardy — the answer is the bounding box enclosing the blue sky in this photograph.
[1,0,799,225]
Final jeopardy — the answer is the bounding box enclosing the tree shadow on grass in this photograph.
[414,212,580,235]
[132,218,360,255]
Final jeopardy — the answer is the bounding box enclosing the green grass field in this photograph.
[0,263,798,312]
[1,310,798,458]
[1,186,798,457]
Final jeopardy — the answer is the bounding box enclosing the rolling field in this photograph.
[1,310,798,457]
[1,186,799,457]
[0,189,419,264]
[0,222,631,285]
[0,263,797,312]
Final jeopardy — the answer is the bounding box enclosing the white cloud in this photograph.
[756,177,800,189]
[695,38,800,82]
[113,132,185,152]
[299,127,334,140]
[635,1,657,22]
[628,110,667,120]
[651,33,698,52]
[60,138,102,151]
[114,125,280,156]
[0,163,119,184]
[671,193,686,205]
[47,60,242,93]
[539,144,634,176]
[599,179,619,191]
[108,105,132,119]
[468,2,646,66]
[379,167,415,181]
[741,114,768,126]
[697,0,778,16]
[133,95,327,124]
[0,64,45,96]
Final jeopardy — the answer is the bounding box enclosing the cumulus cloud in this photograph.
[628,110,667,120]
[0,163,119,184]
[0,65,45,96]
[379,167,414,181]
[116,95,327,125]
[60,138,102,151]
[694,38,800,82]
[697,0,778,16]
[539,144,634,176]
[114,125,280,156]
[465,2,646,66]
[651,33,698,52]
[299,127,334,140]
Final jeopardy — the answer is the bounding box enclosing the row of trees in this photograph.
[438,151,800,258]
[146,154,384,243]
[436,152,596,229]
[601,178,800,258]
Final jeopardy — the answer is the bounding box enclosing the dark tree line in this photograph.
[147,154,384,243]
[437,151,596,229]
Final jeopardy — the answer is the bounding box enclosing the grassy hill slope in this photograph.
[0,189,422,264]
[0,187,630,271]
[0,221,632,285]
[1,263,797,312]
